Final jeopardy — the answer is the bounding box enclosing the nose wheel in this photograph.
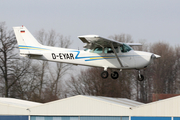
[137,71,144,81]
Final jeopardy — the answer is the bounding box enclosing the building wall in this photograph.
[80,116,128,120]
[31,116,129,120]
[131,117,171,120]
[0,115,28,120]
[174,118,180,120]
[31,116,79,120]
[131,117,180,120]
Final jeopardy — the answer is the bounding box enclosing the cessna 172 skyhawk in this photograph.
[13,26,160,81]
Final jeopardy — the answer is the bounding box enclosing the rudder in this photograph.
[13,26,42,56]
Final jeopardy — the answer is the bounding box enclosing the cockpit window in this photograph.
[93,47,103,53]
[104,47,119,53]
[120,44,133,53]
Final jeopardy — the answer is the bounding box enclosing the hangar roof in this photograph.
[0,95,143,109]
[85,96,144,108]
[0,97,41,115]
[1,95,180,117]
[0,97,42,108]
[132,95,180,116]
[29,95,144,116]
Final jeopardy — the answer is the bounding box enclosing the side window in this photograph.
[104,47,119,53]
[93,47,103,53]
[115,47,119,53]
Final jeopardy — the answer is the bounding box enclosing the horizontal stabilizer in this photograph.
[28,53,43,56]
[20,52,43,57]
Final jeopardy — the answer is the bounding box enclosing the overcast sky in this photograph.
[1,0,180,49]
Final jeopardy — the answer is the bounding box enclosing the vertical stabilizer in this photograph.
[13,26,42,56]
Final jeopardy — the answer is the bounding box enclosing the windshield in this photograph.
[120,44,133,53]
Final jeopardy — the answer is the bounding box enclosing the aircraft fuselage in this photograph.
[28,45,152,70]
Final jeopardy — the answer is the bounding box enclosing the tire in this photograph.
[137,74,144,81]
[101,71,109,79]
[111,71,119,79]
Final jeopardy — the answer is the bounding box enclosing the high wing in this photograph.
[78,35,123,49]
[78,35,142,49]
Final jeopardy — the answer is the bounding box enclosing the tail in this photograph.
[13,26,43,57]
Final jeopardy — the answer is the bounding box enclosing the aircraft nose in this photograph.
[151,54,161,59]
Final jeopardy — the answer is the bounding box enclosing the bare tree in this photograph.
[9,59,41,100]
[49,34,72,96]
[32,29,72,102]
[174,46,180,93]
[0,22,30,97]
[150,42,176,94]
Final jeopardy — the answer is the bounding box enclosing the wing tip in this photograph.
[78,35,100,38]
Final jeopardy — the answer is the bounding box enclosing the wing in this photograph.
[78,35,123,49]
[78,35,142,49]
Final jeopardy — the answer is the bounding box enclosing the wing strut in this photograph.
[110,42,124,67]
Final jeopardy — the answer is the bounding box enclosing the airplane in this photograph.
[13,26,160,81]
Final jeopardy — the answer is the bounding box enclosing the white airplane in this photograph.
[13,26,160,81]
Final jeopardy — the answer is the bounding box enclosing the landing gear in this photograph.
[111,71,119,79]
[137,71,144,81]
[101,71,119,79]
[101,69,145,81]
[101,71,109,79]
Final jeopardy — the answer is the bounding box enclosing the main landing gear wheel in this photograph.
[101,71,109,79]
[111,71,119,79]
[137,74,144,81]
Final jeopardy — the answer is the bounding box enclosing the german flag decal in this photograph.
[20,30,25,33]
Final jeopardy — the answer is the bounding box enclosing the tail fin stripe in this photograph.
[19,45,49,50]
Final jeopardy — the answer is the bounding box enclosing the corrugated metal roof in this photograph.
[131,95,180,116]
[0,98,42,108]
[0,95,143,109]
[85,96,144,108]
[29,95,135,116]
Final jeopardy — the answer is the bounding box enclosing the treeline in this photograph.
[0,22,71,102]
[0,22,180,103]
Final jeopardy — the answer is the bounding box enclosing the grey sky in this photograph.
[1,0,180,49]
